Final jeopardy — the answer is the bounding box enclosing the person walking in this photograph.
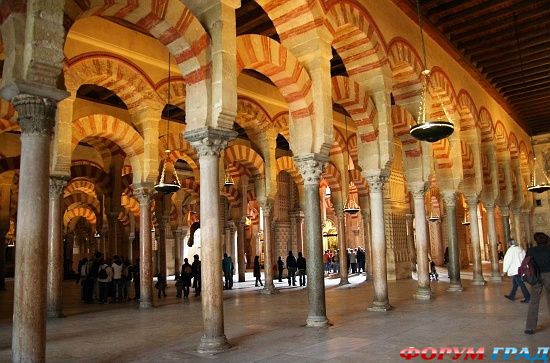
[111,255,124,303]
[503,239,530,303]
[297,252,307,287]
[192,254,201,296]
[525,232,550,334]
[286,251,297,286]
[97,259,112,304]
[222,253,234,290]
[253,256,263,287]
[155,272,167,298]
[181,258,193,299]
[277,256,284,282]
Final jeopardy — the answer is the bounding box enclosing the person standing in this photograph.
[277,256,284,282]
[222,253,234,290]
[297,252,307,287]
[181,258,193,299]
[97,259,112,304]
[253,255,263,287]
[111,255,124,303]
[503,239,530,303]
[286,251,297,286]
[525,232,550,334]
[192,254,201,296]
[350,249,358,274]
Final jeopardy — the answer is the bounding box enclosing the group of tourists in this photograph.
[175,254,202,299]
[322,248,367,275]
[502,232,550,335]
[76,252,138,304]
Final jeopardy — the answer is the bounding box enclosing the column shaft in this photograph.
[412,189,431,299]
[237,221,246,282]
[261,205,276,293]
[47,177,67,318]
[468,197,486,285]
[336,210,349,285]
[443,192,463,292]
[512,209,523,248]
[11,95,56,363]
[135,188,153,308]
[486,203,501,281]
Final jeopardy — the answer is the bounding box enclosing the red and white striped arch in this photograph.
[66,0,210,84]
[494,121,510,157]
[121,194,140,216]
[391,106,422,159]
[325,1,388,78]
[178,178,200,199]
[236,35,314,126]
[508,132,520,161]
[64,54,161,110]
[272,112,290,142]
[236,97,274,139]
[481,152,492,188]
[70,164,110,191]
[64,206,97,228]
[72,114,145,158]
[478,107,495,144]
[348,134,358,169]
[387,37,424,104]
[349,169,369,197]
[64,179,97,198]
[220,184,240,208]
[276,156,303,185]
[428,67,459,124]
[155,76,186,108]
[224,144,264,179]
[457,90,479,132]
[433,138,452,171]
[322,162,342,193]
[460,141,476,180]
[330,128,346,156]
[63,192,100,216]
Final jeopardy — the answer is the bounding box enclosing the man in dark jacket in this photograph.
[297,252,307,286]
[222,253,234,290]
[286,251,297,286]
[525,232,550,334]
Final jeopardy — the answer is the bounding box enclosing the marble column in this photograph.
[128,233,135,263]
[512,207,523,247]
[522,210,532,247]
[405,213,417,273]
[260,200,276,294]
[174,228,183,275]
[159,215,169,277]
[360,209,373,280]
[186,128,234,353]
[237,219,246,281]
[0,182,11,291]
[467,195,486,286]
[442,191,463,292]
[484,201,501,282]
[135,186,153,309]
[500,206,511,247]
[11,94,59,363]
[335,207,349,285]
[295,154,329,327]
[47,176,68,318]
[410,184,431,299]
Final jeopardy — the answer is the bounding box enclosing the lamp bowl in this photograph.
[344,206,360,215]
[410,121,454,143]
[427,216,440,222]
[527,184,550,194]
[154,182,181,194]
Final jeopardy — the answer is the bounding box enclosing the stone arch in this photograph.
[64,206,97,228]
[179,178,200,199]
[509,132,520,160]
[64,54,162,110]
[481,152,492,188]
[349,169,369,197]
[155,77,186,108]
[325,1,388,79]
[391,106,422,159]
[224,144,265,178]
[457,90,479,132]
[121,194,140,216]
[428,67,459,125]
[348,134,358,168]
[276,156,303,185]
[272,112,290,141]
[236,34,314,154]
[460,141,476,180]
[387,37,424,104]
[63,192,100,217]
[0,99,17,134]
[330,127,346,156]
[70,165,110,191]
[65,179,97,198]
[494,121,509,155]
[433,138,452,172]
[322,162,342,192]
[236,97,273,139]
[478,107,495,144]
[220,184,240,208]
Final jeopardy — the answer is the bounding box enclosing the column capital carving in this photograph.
[441,190,457,207]
[408,182,428,200]
[483,200,495,211]
[365,174,388,193]
[334,205,344,219]
[259,198,274,216]
[184,127,237,158]
[294,154,327,185]
[465,194,479,208]
[134,186,152,205]
[49,176,68,197]
[499,205,510,216]
[12,94,56,136]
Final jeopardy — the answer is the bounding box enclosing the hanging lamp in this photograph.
[223,166,235,186]
[527,156,550,194]
[409,0,454,143]
[154,52,182,195]
[342,114,360,214]
[461,209,470,225]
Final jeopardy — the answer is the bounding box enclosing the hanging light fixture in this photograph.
[342,114,360,214]
[409,0,454,143]
[154,52,181,195]
[461,208,470,226]
[527,156,550,194]
[223,168,235,186]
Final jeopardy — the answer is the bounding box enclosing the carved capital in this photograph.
[465,194,479,208]
[12,94,56,136]
[483,200,495,211]
[49,176,67,197]
[441,191,457,208]
[499,205,510,216]
[259,199,274,216]
[134,187,152,206]
[365,174,388,193]
[184,127,237,158]
[409,182,428,200]
[294,154,327,185]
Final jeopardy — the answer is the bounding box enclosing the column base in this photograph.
[489,274,502,282]
[306,315,330,328]
[197,335,231,354]
[368,301,392,312]
[338,279,350,286]
[260,285,278,295]
[447,282,464,292]
[471,277,487,286]
[47,310,65,319]
[413,287,432,300]
[139,301,153,309]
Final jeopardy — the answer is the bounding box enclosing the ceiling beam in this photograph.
[475,43,550,67]
[485,59,550,80]
[458,24,550,52]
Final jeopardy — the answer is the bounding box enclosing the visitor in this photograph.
[111,255,124,303]
[277,256,284,282]
[192,254,201,296]
[333,250,340,274]
[350,249,358,274]
[222,253,234,290]
[253,255,263,287]
[357,247,365,273]
[503,239,530,303]
[181,258,193,299]
[286,251,297,286]
[323,250,331,275]
[97,259,112,304]
[524,232,550,335]
[297,252,307,286]
[123,258,133,302]
[155,272,167,298]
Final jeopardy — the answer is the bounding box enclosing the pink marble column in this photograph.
[260,199,276,293]
[335,207,349,285]
[186,128,235,353]
[467,195,486,286]
[134,186,153,308]
[484,201,501,281]
[365,174,392,311]
[410,183,431,299]
[11,94,60,362]
[47,176,68,318]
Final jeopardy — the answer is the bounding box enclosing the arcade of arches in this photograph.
[0,1,549,362]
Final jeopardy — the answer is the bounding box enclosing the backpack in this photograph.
[98,266,108,279]
[519,255,541,285]
[184,264,193,275]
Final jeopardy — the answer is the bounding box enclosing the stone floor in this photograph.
[0,264,548,362]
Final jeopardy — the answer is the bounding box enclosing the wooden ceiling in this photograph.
[399,0,550,136]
